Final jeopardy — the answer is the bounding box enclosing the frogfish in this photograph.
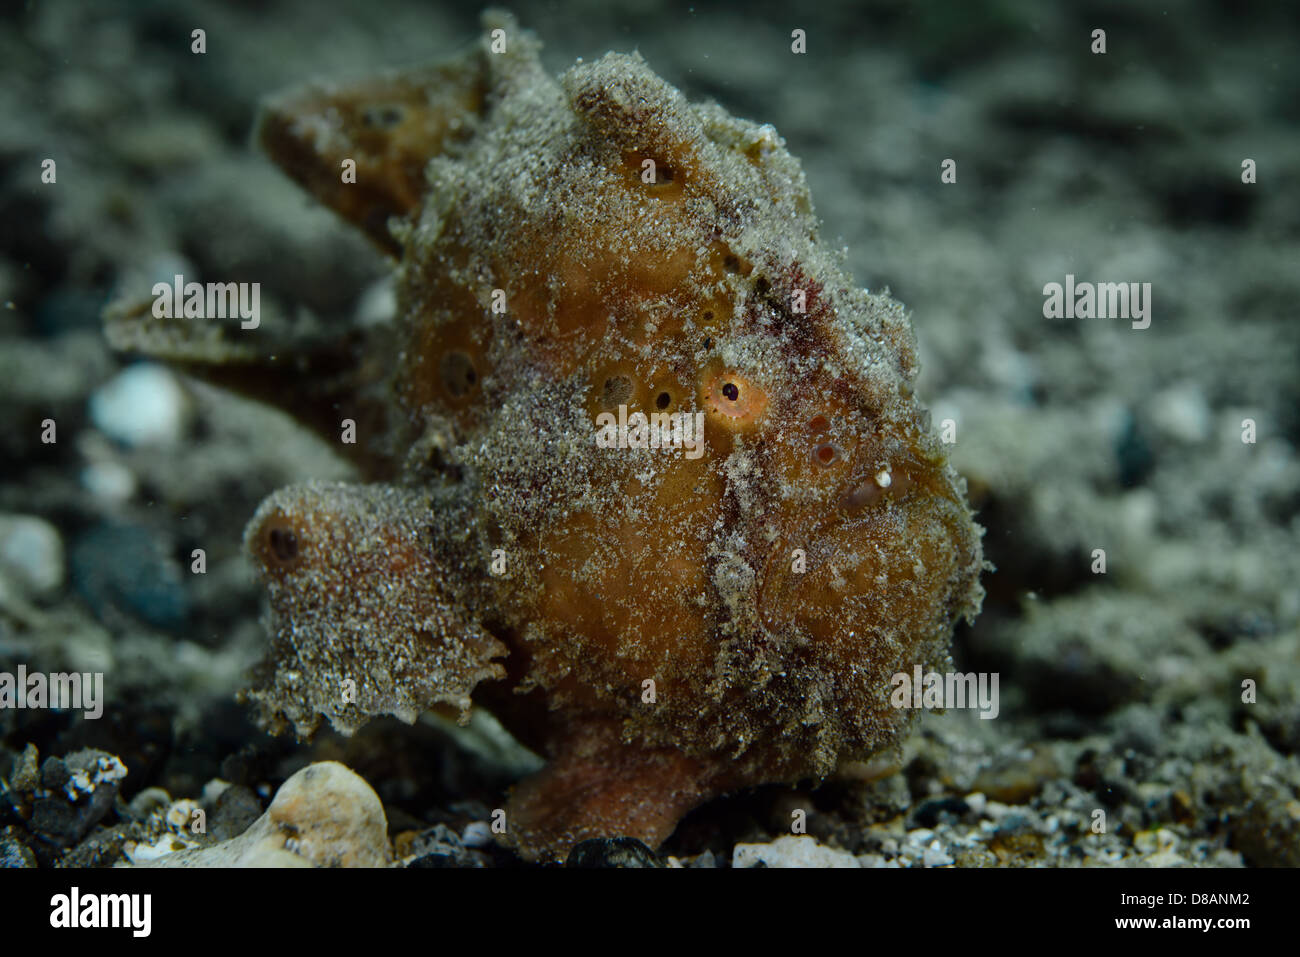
[107,11,984,862]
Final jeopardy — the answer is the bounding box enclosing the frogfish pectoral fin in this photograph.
[241,481,506,737]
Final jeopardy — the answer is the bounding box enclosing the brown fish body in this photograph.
[162,13,983,862]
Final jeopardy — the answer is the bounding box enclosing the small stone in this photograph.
[355,277,396,327]
[80,460,138,503]
[922,843,955,868]
[910,796,969,828]
[989,830,1047,864]
[35,288,106,336]
[952,844,999,868]
[201,779,232,805]
[405,823,481,868]
[732,835,859,869]
[89,362,189,448]
[972,747,1060,804]
[0,827,37,868]
[10,743,40,794]
[996,812,1033,835]
[0,515,65,596]
[29,750,128,847]
[210,784,263,841]
[566,836,662,868]
[1149,384,1211,443]
[460,820,492,848]
[127,788,173,818]
[58,823,131,868]
[71,522,190,629]
[166,799,201,831]
[1171,789,1197,825]
[134,762,392,868]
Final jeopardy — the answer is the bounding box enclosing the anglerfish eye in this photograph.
[268,526,299,562]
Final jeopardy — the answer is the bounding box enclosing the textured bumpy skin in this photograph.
[128,12,985,861]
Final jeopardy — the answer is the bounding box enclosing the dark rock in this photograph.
[57,703,173,800]
[1230,790,1300,867]
[36,288,108,336]
[404,823,483,868]
[58,822,130,867]
[1115,411,1154,488]
[566,837,662,868]
[10,743,40,794]
[211,784,262,840]
[71,522,190,630]
[0,826,37,868]
[910,796,971,829]
[28,749,126,848]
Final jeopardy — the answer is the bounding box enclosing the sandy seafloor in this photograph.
[1,0,1297,868]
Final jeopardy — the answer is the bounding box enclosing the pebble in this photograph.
[71,522,190,628]
[80,460,138,503]
[354,276,396,327]
[732,835,859,868]
[127,787,172,818]
[133,762,392,868]
[0,514,64,596]
[210,783,263,841]
[1134,827,1180,855]
[89,362,188,447]
[35,288,105,336]
[405,823,482,868]
[460,820,493,848]
[0,827,37,868]
[972,747,1060,804]
[910,796,970,828]
[1150,384,1211,443]
[922,843,955,867]
[10,744,40,793]
[566,836,662,868]
[29,749,128,848]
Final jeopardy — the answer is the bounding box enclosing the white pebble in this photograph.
[90,363,188,447]
[81,461,137,502]
[733,835,859,868]
[0,514,64,595]
[355,277,397,327]
[923,844,954,867]
[460,820,493,848]
[1150,385,1210,443]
